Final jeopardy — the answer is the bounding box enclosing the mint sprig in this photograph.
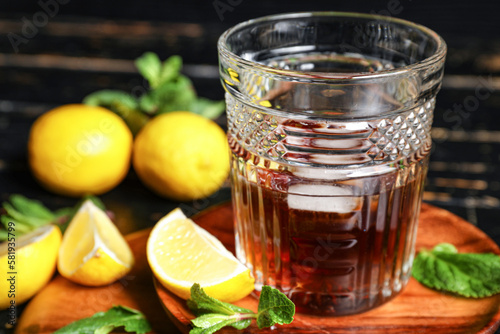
[134,53,224,118]
[84,52,225,135]
[187,284,295,334]
[54,305,151,334]
[412,243,500,298]
[0,194,107,239]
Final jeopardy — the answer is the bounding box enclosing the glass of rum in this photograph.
[218,12,446,316]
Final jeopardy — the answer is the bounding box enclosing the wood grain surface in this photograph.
[15,203,500,334]
[160,203,500,334]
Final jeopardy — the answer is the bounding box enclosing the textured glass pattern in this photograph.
[227,94,434,166]
[219,12,446,316]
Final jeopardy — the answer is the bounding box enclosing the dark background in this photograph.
[0,0,499,333]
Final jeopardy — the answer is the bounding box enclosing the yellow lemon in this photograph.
[28,104,133,197]
[133,112,229,201]
[57,200,134,286]
[0,224,62,309]
[147,208,254,302]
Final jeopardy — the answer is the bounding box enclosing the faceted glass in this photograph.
[218,12,446,316]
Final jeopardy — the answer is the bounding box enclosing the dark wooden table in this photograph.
[0,1,499,333]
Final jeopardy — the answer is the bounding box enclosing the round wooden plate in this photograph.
[15,203,500,334]
[155,202,500,334]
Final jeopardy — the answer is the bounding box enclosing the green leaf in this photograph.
[190,98,225,120]
[256,285,295,329]
[53,207,74,219]
[9,194,54,220]
[155,76,197,114]
[54,305,151,334]
[190,317,251,334]
[159,55,182,84]
[94,325,114,334]
[190,319,239,334]
[433,243,457,253]
[230,319,252,330]
[0,216,32,234]
[83,195,106,211]
[412,243,500,298]
[138,92,159,114]
[188,283,253,316]
[191,313,232,328]
[2,202,48,227]
[135,52,162,88]
[83,90,148,135]
[52,207,74,234]
[0,229,8,241]
[0,195,110,238]
[187,284,296,333]
[83,90,139,111]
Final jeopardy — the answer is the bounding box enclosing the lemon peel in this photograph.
[28,104,132,197]
[133,112,229,201]
[147,208,254,302]
[57,200,133,286]
[0,224,61,309]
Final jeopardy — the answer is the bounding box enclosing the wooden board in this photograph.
[16,203,500,334]
[158,203,500,334]
[15,229,179,334]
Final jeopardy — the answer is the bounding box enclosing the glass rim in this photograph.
[218,11,447,82]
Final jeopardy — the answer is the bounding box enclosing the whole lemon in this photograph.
[133,111,229,201]
[28,104,133,197]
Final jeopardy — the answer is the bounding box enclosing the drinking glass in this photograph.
[218,12,446,316]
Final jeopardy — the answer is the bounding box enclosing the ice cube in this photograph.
[312,138,369,149]
[292,166,351,180]
[287,184,362,213]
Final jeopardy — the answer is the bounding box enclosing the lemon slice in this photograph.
[0,224,61,309]
[57,200,134,286]
[147,208,254,302]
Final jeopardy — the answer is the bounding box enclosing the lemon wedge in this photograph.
[57,200,133,286]
[147,208,254,302]
[0,224,61,309]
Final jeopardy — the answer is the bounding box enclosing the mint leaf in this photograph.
[412,243,500,298]
[0,214,34,234]
[138,92,158,114]
[0,194,110,238]
[230,319,252,330]
[84,195,106,212]
[83,90,139,110]
[10,194,54,220]
[190,98,225,120]
[83,53,225,126]
[54,305,151,334]
[256,285,295,329]
[135,52,162,88]
[191,313,234,328]
[433,243,457,253]
[83,90,148,135]
[159,55,182,84]
[190,319,242,334]
[155,76,197,114]
[2,202,48,227]
[0,229,8,241]
[188,283,252,316]
[190,317,253,334]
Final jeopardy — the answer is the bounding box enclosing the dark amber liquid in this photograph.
[227,51,432,316]
[231,155,428,316]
